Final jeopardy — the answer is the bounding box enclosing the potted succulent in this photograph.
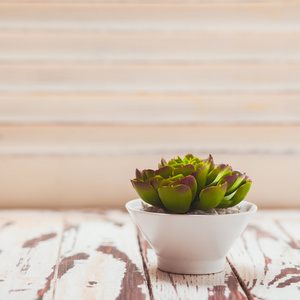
[126,154,257,274]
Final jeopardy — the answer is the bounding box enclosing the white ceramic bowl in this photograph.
[126,199,257,274]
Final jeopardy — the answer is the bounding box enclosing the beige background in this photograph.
[0,1,299,208]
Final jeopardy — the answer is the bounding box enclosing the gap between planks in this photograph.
[226,258,254,300]
[137,229,250,299]
[227,212,300,299]
[136,211,300,299]
[137,231,154,300]
[51,218,67,300]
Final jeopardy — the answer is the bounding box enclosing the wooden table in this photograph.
[0,209,299,300]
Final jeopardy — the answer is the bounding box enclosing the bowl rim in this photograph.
[126,198,257,218]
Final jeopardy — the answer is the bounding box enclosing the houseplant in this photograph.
[126,154,257,274]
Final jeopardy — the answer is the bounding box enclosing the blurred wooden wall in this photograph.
[0,1,299,208]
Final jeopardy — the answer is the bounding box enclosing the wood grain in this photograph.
[1,2,300,32]
[0,0,299,211]
[138,231,248,299]
[0,93,299,125]
[53,210,150,300]
[0,0,294,2]
[0,124,298,155]
[0,211,64,300]
[227,211,300,299]
[0,209,150,300]
[0,153,299,209]
[1,63,300,93]
[0,209,299,299]
[1,31,300,62]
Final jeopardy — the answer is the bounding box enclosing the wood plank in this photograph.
[0,0,295,3]
[227,211,300,299]
[0,211,64,300]
[275,218,300,251]
[0,153,298,209]
[0,93,299,124]
[0,125,298,208]
[246,210,300,220]
[1,63,300,93]
[1,2,300,32]
[0,209,298,299]
[53,209,150,300]
[138,231,248,299]
[1,31,300,62]
[0,124,298,155]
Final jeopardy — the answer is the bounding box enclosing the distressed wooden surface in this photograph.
[0,209,150,300]
[227,210,300,299]
[138,231,248,299]
[0,209,299,299]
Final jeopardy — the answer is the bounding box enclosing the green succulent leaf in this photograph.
[219,174,237,190]
[158,184,193,213]
[191,157,202,165]
[217,181,252,208]
[131,180,164,208]
[143,169,156,180]
[222,190,236,202]
[168,159,176,166]
[202,154,214,172]
[207,164,232,186]
[195,162,204,170]
[216,192,236,208]
[176,156,184,163]
[155,165,174,178]
[191,164,209,197]
[146,175,164,191]
[185,153,194,160]
[135,169,143,180]
[197,182,227,210]
[173,175,197,200]
[173,164,195,177]
[227,181,252,207]
[132,154,252,212]
[151,175,184,192]
[169,174,185,182]
[150,176,170,192]
[158,158,167,168]
[226,170,245,194]
[146,175,164,182]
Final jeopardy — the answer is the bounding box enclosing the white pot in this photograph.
[126,199,257,275]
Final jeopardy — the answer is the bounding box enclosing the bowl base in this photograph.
[157,256,225,275]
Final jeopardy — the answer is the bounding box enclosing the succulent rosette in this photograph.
[131,154,252,214]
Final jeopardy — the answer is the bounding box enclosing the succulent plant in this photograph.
[131,154,252,214]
